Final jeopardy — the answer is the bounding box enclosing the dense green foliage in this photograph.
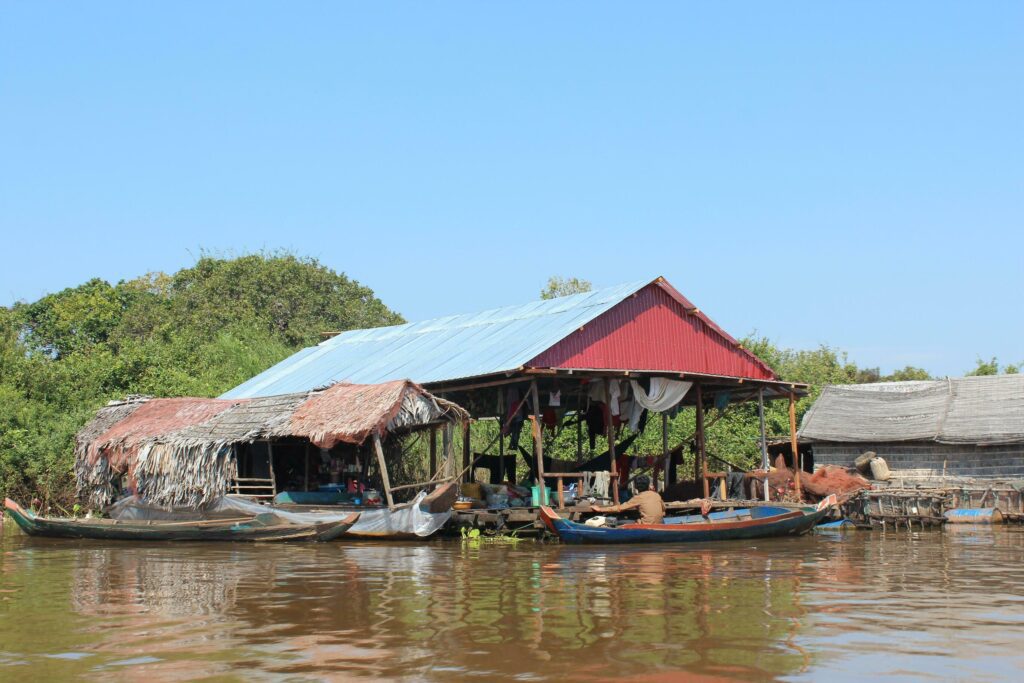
[0,254,402,505]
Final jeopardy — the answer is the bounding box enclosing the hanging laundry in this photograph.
[608,380,622,416]
[548,390,561,407]
[630,378,693,413]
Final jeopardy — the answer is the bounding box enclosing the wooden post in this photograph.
[462,420,471,483]
[304,444,310,492]
[695,384,709,498]
[789,391,802,501]
[576,399,583,464]
[267,441,277,497]
[604,380,619,505]
[661,412,670,492]
[373,433,395,508]
[758,387,769,502]
[557,476,564,509]
[530,380,548,505]
[497,389,506,483]
[429,426,437,478]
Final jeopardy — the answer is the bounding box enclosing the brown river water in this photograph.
[2,521,1023,682]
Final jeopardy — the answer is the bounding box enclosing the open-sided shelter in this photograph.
[76,380,468,509]
[223,277,807,504]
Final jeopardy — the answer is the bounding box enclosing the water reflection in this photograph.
[2,524,1024,681]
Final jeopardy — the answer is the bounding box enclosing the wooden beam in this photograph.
[530,379,548,505]
[427,375,531,394]
[373,433,395,508]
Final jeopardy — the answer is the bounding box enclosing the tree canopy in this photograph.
[0,253,402,504]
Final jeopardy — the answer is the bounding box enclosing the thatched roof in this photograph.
[799,375,1024,446]
[75,380,468,508]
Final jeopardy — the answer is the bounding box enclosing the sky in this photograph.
[1,2,1021,377]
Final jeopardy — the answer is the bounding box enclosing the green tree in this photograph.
[966,356,1020,376]
[0,252,402,504]
[540,276,592,300]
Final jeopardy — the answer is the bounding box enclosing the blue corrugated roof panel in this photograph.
[221,280,649,398]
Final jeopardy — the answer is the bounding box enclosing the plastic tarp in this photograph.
[108,491,452,538]
[800,375,1024,446]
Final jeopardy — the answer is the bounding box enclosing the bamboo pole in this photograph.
[530,379,548,505]
[373,433,395,508]
[789,391,802,501]
[758,387,769,501]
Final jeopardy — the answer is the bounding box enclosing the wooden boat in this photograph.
[3,498,358,543]
[539,495,838,545]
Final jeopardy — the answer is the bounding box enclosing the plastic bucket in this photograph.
[531,486,553,506]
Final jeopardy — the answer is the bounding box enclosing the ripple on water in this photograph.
[2,524,1024,680]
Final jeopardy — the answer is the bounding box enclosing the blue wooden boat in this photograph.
[539,495,837,545]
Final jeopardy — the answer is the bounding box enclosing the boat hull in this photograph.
[539,501,834,545]
[3,498,357,542]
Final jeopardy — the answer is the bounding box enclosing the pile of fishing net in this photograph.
[801,465,871,498]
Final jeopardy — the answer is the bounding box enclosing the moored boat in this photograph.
[539,495,837,545]
[3,498,358,543]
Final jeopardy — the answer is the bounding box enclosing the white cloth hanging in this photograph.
[629,378,693,413]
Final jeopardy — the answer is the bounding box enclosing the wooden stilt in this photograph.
[695,384,709,498]
[661,412,669,492]
[462,420,471,483]
[373,433,394,508]
[429,426,437,479]
[789,391,802,501]
[530,380,548,505]
[497,390,506,483]
[758,387,769,502]
[267,441,277,497]
[604,380,619,505]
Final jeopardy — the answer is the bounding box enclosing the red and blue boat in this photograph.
[539,495,837,545]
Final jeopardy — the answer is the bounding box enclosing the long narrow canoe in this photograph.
[3,498,358,543]
[539,495,837,545]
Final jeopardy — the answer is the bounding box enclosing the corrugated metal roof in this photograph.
[221,280,650,398]
[529,281,776,380]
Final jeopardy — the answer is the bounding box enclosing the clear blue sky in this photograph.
[2,3,1021,377]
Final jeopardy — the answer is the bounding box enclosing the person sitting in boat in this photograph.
[591,475,665,525]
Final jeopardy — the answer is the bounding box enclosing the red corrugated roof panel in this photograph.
[527,281,776,380]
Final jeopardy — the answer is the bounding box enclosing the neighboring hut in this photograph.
[75,380,469,509]
[222,277,808,504]
[799,375,1024,484]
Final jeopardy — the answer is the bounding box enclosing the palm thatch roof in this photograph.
[75,380,468,509]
